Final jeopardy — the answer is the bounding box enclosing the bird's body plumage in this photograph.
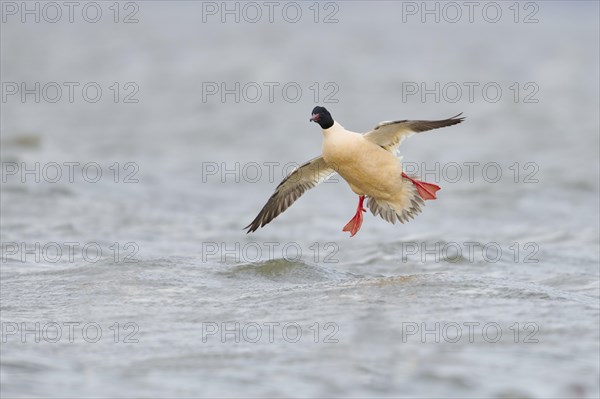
[323,121,405,199]
[244,107,464,235]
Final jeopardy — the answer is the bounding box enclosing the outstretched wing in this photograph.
[244,156,336,233]
[363,113,465,154]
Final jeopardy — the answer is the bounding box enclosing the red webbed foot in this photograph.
[342,195,367,237]
[402,172,441,200]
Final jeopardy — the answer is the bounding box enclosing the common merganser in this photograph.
[245,106,464,237]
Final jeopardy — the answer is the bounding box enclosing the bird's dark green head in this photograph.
[309,106,334,129]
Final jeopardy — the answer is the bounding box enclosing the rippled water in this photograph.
[1,1,599,398]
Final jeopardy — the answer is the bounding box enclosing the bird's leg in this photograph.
[342,195,367,237]
[401,172,441,200]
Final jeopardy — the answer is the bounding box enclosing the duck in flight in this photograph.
[245,106,464,237]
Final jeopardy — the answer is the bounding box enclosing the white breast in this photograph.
[321,122,403,198]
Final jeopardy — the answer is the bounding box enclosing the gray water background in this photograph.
[1,1,599,397]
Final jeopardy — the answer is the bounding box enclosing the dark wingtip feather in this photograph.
[410,113,466,132]
[450,112,465,122]
[243,219,258,233]
[244,221,258,233]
